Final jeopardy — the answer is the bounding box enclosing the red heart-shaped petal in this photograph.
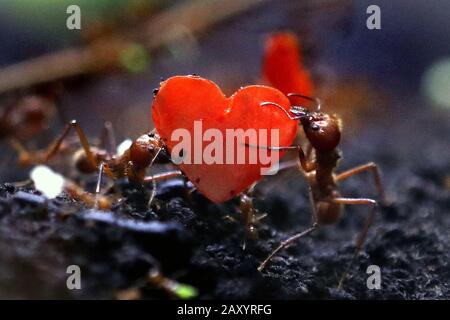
[262,32,314,104]
[152,75,297,203]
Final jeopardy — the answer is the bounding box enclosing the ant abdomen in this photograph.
[315,198,342,225]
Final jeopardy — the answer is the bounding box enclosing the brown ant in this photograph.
[13,119,185,210]
[223,182,268,250]
[1,95,55,142]
[250,93,385,288]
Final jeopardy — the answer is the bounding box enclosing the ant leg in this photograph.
[60,120,98,169]
[38,120,108,178]
[239,183,261,250]
[64,179,112,210]
[305,143,313,160]
[143,170,184,184]
[335,162,385,201]
[246,144,316,172]
[100,121,117,155]
[94,162,105,209]
[258,222,319,271]
[8,120,71,165]
[143,170,184,208]
[52,121,118,179]
[332,197,378,289]
[308,187,318,223]
[258,186,317,271]
[41,122,77,162]
[8,139,33,165]
[11,120,98,170]
[147,177,157,209]
[8,124,71,166]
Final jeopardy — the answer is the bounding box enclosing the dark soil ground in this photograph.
[0,101,449,299]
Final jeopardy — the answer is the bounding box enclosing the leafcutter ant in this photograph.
[252,93,385,288]
[15,118,185,210]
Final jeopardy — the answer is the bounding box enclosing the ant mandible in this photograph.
[253,93,385,288]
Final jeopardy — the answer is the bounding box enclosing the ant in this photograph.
[251,93,385,288]
[13,119,185,210]
[223,182,268,250]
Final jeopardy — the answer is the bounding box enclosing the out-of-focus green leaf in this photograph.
[173,283,199,300]
[119,43,150,73]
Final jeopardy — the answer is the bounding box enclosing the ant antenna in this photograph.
[260,102,301,121]
[287,93,321,112]
[147,147,163,208]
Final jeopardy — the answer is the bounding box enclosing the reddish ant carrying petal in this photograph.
[251,94,385,288]
[16,119,186,210]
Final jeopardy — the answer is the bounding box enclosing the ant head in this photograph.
[130,134,157,168]
[129,132,168,168]
[260,97,340,152]
[301,112,341,152]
